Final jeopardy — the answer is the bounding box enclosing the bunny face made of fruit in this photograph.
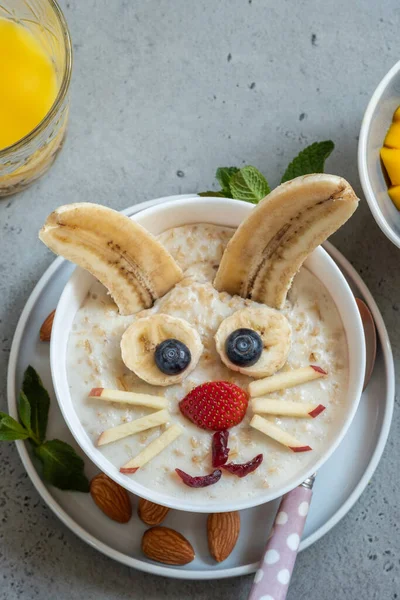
[40,174,358,436]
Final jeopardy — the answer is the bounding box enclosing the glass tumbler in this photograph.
[0,0,72,196]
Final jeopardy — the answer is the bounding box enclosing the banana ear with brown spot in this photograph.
[39,203,183,315]
[214,174,358,309]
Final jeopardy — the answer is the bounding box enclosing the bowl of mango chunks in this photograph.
[358,59,400,248]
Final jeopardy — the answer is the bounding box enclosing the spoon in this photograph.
[356,298,377,391]
[247,297,377,600]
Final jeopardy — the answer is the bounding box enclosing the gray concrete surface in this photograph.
[1,0,399,598]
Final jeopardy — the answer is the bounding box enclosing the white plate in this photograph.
[7,195,394,580]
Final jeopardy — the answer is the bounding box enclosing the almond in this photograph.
[207,511,240,562]
[40,309,55,342]
[90,473,132,523]
[142,527,195,565]
[138,498,170,526]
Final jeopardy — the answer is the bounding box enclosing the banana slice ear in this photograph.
[214,174,359,309]
[39,203,183,315]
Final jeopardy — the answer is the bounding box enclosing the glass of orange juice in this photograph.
[0,0,72,196]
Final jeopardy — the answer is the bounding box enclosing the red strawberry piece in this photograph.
[179,381,248,431]
[212,430,230,467]
[175,468,222,488]
[222,453,263,478]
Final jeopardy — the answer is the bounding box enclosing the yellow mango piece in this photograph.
[380,147,400,185]
[384,122,400,149]
[393,106,400,122]
[388,186,400,210]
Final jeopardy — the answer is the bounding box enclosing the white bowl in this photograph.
[358,59,400,248]
[51,196,366,513]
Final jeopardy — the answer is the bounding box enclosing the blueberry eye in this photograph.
[155,339,191,375]
[225,328,263,367]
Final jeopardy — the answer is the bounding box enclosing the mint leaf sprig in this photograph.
[199,140,334,203]
[281,140,334,183]
[216,167,239,196]
[1,366,89,493]
[19,366,50,444]
[0,412,30,441]
[229,166,271,203]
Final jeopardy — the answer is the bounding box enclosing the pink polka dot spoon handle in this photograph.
[247,475,315,600]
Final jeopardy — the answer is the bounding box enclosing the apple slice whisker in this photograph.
[97,409,170,447]
[120,424,183,473]
[89,387,167,410]
[251,398,326,418]
[250,414,312,452]
[249,365,327,397]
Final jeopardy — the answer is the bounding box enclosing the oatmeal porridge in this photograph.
[66,223,348,502]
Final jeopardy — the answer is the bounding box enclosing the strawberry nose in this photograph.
[179,381,249,431]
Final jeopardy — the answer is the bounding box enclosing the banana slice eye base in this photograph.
[121,314,203,386]
[215,306,291,378]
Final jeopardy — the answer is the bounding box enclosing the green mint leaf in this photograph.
[216,167,239,197]
[198,191,226,197]
[34,439,90,492]
[18,390,31,432]
[281,140,335,183]
[22,366,50,443]
[0,412,30,441]
[229,166,270,203]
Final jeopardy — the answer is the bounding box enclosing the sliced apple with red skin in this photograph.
[89,387,167,410]
[249,365,327,398]
[308,404,326,418]
[120,424,183,473]
[97,409,169,447]
[251,398,326,418]
[250,414,312,452]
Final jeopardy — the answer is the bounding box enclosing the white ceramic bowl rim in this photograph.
[358,59,400,248]
[50,197,366,513]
